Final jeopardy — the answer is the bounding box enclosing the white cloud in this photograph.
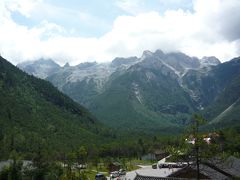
[100,1,240,61]
[0,0,41,18]
[32,2,110,33]
[0,0,240,65]
[115,0,145,15]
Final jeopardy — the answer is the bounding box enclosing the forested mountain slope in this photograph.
[0,56,110,158]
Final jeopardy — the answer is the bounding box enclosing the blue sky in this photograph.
[0,0,240,65]
[11,0,194,37]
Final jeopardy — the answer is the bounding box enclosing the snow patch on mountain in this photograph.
[200,56,221,67]
[159,59,181,77]
[132,82,143,104]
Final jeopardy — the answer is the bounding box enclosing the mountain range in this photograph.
[17,50,240,133]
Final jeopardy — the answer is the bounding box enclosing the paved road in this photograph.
[109,156,182,180]
[124,166,181,179]
[125,156,181,180]
[126,170,137,180]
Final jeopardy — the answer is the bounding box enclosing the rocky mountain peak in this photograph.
[76,62,97,69]
[63,62,70,68]
[17,58,61,79]
[200,56,221,66]
[141,50,154,60]
[111,56,138,67]
[154,49,165,57]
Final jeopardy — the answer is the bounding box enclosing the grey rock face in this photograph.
[200,56,221,66]
[17,58,61,79]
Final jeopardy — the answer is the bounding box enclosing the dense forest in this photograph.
[0,56,115,157]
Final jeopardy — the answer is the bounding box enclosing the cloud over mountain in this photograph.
[0,0,240,65]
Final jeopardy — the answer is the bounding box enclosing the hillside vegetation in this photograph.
[0,56,112,159]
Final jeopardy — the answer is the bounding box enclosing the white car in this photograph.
[110,171,119,179]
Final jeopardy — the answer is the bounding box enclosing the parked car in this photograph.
[119,169,126,175]
[110,171,119,179]
[95,173,107,180]
[152,163,157,169]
